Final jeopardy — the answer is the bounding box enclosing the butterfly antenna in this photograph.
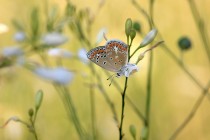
[108,74,117,86]
[109,77,114,86]
[103,32,108,41]
[107,73,115,80]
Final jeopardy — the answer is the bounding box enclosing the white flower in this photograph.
[1,46,23,57]
[96,28,107,44]
[48,48,73,58]
[14,32,26,42]
[42,32,68,46]
[34,67,74,85]
[117,63,139,77]
[0,23,9,34]
[78,48,89,64]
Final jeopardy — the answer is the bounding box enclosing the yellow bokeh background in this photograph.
[0,0,209,140]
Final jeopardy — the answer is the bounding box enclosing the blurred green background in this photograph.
[0,0,209,140]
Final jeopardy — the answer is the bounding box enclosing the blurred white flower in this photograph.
[48,48,73,58]
[78,48,89,64]
[96,28,107,44]
[14,32,26,42]
[34,67,74,85]
[0,23,9,34]
[4,120,22,139]
[42,32,68,46]
[118,63,139,77]
[1,46,23,57]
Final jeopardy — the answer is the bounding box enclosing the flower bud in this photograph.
[65,3,76,16]
[136,53,145,64]
[178,36,192,51]
[129,125,136,139]
[129,29,136,41]
[28,108,34,117]
[35,90,43,111]
[125,18,132,37]
[140,28,157,48]
[141,126,148,139]
[133,21,141,33]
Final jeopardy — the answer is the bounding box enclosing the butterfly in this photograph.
[87,39,129,78]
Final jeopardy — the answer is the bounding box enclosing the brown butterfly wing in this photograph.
[87,46,119,72]
[87,40,128,72]
[105,40,128,71]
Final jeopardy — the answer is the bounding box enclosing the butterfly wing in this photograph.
[87,46,119,72]
[87,40,128,72]
[105,40,128,71]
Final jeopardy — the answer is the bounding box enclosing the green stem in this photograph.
[169,82,210,140]
[130,46,140,58]
[131,0,153,28]
[149,0,155,27]
[188,0,210,62]
[144,51,153,140]
[63,87,87,139]
[104,70,146,122]
[132,0,208,95]
[90,79,97,140]
[29,118,38,140]
[55,85,86,139]
[18,119,38,140]
[119,77,129,140]
[39,51,86,139]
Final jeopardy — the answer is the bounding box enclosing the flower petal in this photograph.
[34,67,74,85]
[78,48,89,64]
[1,46,23,57]
[42,32,68,46]
[14,32,26,42]
[118,63,139,77]
[48,48,73,58]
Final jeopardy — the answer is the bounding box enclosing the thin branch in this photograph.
[119,77,129,140]
[104,71,146,122]
[144,50,153,140]
[169,81,210,140]
[188,0,210,62]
